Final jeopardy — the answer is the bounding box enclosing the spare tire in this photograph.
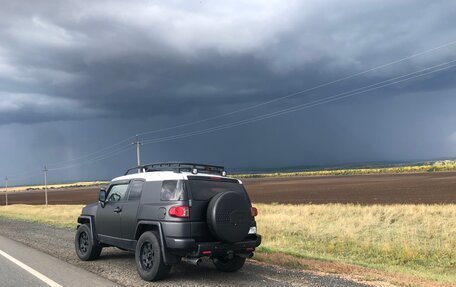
[207,191,252,243]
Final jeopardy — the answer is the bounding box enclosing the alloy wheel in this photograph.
[140,242,155,271]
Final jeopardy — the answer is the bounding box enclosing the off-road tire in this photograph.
[213,256,246,272]
[75,224,102,261]
[135,231,171,281]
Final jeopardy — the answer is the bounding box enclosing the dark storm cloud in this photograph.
[1,0,456,125]
[1,0,456,183]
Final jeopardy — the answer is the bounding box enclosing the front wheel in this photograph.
[75,224,102,261]
[213,256,246,272]
[135,231,171,281]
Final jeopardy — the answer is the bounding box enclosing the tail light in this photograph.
[251,206,258,217]
[169,205,190,218]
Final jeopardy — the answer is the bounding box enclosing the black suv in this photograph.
[75,163,261,281]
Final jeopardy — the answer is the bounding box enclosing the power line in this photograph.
[4,167,44,179]
[4,145,133,185]
[4,39,456,181]
[46,145,134,172]
[142,62,456,144]
[4,138,135,179]
[136,39,456,137]
[8,172,43,182]
[141,60,456,145]
[10,58,456,178]
[46,135,136,167]
[29,38,456,170]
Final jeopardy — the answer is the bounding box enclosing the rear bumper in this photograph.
[165,234,262,257]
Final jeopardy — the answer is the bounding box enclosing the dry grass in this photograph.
[235,160,456,178]
[255,203,456,283]
[0,204,83,228]
[0,181,107,193]
[1,203,455,284]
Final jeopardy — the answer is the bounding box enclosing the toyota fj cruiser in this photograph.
[75,163,261,281]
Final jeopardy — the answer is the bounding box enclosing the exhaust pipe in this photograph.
[238,252,254,259]
[182,257,202,266]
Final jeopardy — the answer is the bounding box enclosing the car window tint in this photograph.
[107,184,129,202]
[161,180,185,201]
[128,180,144,201]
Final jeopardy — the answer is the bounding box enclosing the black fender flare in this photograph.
[134,220,180,265]
[77,215,98,245]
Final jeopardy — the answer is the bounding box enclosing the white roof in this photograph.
[112,171,242,183]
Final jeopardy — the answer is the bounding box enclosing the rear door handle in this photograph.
[114,207,122,213]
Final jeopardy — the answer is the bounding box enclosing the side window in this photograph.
[107,184,129,202]
[128,180,144,201]
[161,180,185,201]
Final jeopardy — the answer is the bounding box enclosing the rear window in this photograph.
[161,180,185,201]
[188,179,246,201]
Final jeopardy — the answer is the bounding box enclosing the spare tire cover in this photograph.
[207,191,251,243]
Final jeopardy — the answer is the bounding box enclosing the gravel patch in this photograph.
[0,217,374,287]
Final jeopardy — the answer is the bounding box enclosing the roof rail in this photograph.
[124,162,227,176]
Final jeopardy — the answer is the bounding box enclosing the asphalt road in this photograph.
[0,234,118,287]
[0,217,374,287]
[0,255,47,287]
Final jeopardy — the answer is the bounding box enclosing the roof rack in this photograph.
[124,162,227,176]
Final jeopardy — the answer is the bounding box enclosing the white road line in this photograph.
[0,249,63,287]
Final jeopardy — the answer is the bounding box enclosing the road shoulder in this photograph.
[0,217,379,287]
[0,234,118,287]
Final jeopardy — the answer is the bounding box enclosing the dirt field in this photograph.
[0,172,455,205]
[245,172,456,204]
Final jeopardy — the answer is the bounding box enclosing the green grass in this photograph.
[234,160,456,178]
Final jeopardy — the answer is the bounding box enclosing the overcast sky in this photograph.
[1,0,456,184]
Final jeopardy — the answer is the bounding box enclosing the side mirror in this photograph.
[99,187,107,207]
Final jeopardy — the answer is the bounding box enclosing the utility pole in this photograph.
[43,165,48,206]
[133,135,142,173]
[4,176,8,206]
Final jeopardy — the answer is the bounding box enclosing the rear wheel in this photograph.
[75,224,102,261]
[213,256,246,272]
[135,231,171,281]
